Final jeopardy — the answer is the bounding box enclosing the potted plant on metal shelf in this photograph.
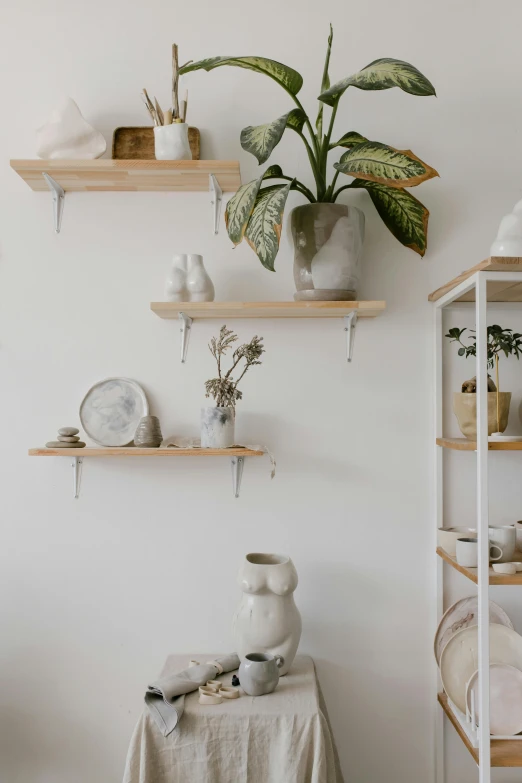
[181,27,437,302]
[446,325,522,439]
[201,326,265,448]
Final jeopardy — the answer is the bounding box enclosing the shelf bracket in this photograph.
[231,456,244,498]
[42,173,65,233]
[344,311,358,362]
[209,174,222,235]
[179,311,193,363]
[72,457,83,499]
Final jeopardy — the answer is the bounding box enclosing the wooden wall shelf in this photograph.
[10,159,241,193]
[29,447,264,498]
[437,437,522,451]
[438,693,522,767]
[150,300,386,319]
[436,547,522,585]
[429,257,522,303]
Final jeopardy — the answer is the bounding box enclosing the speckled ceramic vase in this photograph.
[233,553,301,676]
[134,415,163,447]
[201,407,235,448]
[291,203,365,301]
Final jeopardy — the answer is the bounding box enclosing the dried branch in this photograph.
[205,326,265,408]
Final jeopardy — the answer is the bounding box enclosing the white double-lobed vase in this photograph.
[165,254,214,302]
[233,553,302,676]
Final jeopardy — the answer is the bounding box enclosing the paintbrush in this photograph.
[154,97,165,126]
[180,89,188,123]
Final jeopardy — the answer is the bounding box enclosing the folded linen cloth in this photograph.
[160,436,276,479]
[145,654,240,736]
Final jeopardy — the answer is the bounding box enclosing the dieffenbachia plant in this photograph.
[180,27,437,270]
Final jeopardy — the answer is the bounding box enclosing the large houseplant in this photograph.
[181,28,437,300]
[446,325,522,438]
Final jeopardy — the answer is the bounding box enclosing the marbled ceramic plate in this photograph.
[434,597,513,666]
[466,663,522,735]
[80,377,149,446]
[441,624,522,714]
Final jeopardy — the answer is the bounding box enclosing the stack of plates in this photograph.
[435,597,522,735]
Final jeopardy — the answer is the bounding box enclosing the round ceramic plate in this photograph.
[489,435,522,442]
[466,663,522,735]
[441,624,522,714]
[80,377,149,446]
[434,597,513,666]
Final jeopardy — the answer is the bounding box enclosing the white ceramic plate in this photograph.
[434,597,513,666]
[466,663,522,735]
[441,624,522,713]
[489,434,522,442]
[80,377,149,446]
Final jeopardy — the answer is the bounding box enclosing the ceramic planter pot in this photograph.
[232,553,301,676]
[453,392,511,439]
[290,203,365,301]
[201,406,235,448]
[154,123,192,160]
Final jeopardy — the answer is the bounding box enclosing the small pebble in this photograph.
[46,441,86,448]
[58,427,79,436]
[58,435,80,442]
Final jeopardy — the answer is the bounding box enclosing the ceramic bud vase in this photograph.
[154,123,192,161]
[134,415,163,447]
[291,203,365,301]
[165,254,188,301]
[186,254,215,302]
[233,553,301,676]
[201,407,235,448]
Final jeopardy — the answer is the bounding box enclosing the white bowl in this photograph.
[492,563,517,575]
[437,527,476,557]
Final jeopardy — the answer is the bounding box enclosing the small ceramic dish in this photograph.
[206,680,222,691]
[492,563,517,575]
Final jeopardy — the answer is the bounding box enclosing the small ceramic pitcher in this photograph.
[239,653,285,696]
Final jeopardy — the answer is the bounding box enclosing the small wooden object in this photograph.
[112,126,200,160]
[429,257,522,302]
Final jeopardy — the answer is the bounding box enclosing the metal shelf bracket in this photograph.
[231,456,244,498]
[42,173,65,233]
[72,457,83,499]
[178,311,193,363]
[344,311,358,362]
[209,174,223,235]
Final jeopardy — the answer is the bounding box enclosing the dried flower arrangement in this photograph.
[205,326,265,408]
[141,43,191,126]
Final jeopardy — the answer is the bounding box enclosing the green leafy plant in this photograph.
[205,326,265,408]
[180,27,437,270]
[446,325,522,392]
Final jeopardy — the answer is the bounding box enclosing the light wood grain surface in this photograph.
[436,546,522,585]
[437,437,522,451]
[151,301,387,319]
[10,159,240,192]
[28,447,263,457]
[429,257,522,302]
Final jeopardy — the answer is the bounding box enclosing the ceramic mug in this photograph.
[437,526,476,557]
[456,537,503,568]
[238,652,285,696]
[489,525,516,563]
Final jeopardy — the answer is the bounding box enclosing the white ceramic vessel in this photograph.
[233,553,302,676]
[165,254,188,301]
[490,199,522,257]
[489,524,517,563]
[154,123,192,160]
[186,254,215,302]
[200,407,235,448]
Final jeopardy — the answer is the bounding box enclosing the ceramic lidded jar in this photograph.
[232,553,301,676]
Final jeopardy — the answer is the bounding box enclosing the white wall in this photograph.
[2,1,522,781]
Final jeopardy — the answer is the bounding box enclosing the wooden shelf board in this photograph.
[429,257,522,303]
[10,159,241,193]
[151,301,386,319]
[28,447,263,457]
[436,547,522,585]
[438,693,522,766]
[437,437,522,451]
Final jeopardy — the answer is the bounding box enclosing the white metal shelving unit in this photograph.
[431,258,522,782]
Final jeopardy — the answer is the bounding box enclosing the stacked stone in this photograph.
[46,427,86,449]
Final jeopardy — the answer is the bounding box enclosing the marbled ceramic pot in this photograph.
[233,553,301,676]
[291,203,365,301]
[201,407,235,448]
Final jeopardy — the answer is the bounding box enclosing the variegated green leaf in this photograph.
[245,183,292,271]
[225,176,263,246]
[240,110,305,164]
[180,56,303,95]
[316,24,333,137]
[334,141,438,188]
[352,179,429,256]
[319,58,436,106]
[263,164,284,179]
[329,131,368,150]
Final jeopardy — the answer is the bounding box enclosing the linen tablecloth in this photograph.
[123,654,344,783]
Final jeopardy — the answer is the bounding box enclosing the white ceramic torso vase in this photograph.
[165,254,188,301]
[233,553,301,676]
[186,254,215,302]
